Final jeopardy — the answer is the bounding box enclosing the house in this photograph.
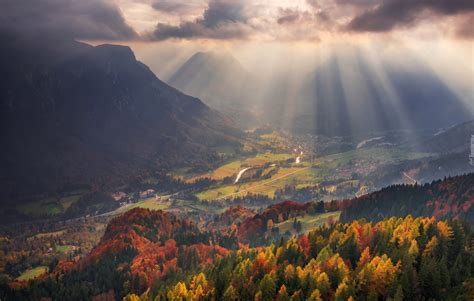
[140,189,156,199]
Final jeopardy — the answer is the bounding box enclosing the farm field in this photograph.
[17,195,83,218]
[112,197,170,215]
[55,245,74,253]
[178,152,296,182]
[276,211,341,235]
[193,145,432,202]
[16,266,48,281]
[195,166,316,200]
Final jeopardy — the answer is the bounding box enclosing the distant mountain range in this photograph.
[368,120,474,186]
[416,120,474,154]
[0,37,242,199]
[170,51,473,136]
[168,52,260,128]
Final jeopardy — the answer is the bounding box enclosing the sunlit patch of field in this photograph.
[194,146,430,202]
[16,266,48,281]
[256,131,288,149]
[55,245,74,253]
[113,197,170,214]
[183,152,295,183]
[59,195,81,210]
[243,153,293,166]
[169,199,227,215]
[196,166,319,201]
[29,230,66,240]
[276,211,341,234]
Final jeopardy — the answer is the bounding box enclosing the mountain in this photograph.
[340,173,474,223]
[0,37,242,199]
[1,208,236,300]
[415,120,474,154]
[289,52,473,136]
[168,52,260,128]
[168,50,473,136]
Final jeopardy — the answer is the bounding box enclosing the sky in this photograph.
[1,0,473,107]
[1,0,472,43]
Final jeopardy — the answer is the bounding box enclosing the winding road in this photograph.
[402,172,418,185]
[234,167,252,184]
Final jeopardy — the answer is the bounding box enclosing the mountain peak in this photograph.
[92,44,136,61]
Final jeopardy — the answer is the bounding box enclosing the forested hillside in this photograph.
[3,205,474,300]
[133,216,473,300]
[340,173,474,224]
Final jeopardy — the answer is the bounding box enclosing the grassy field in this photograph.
[17,194,82,217]
[29,230,66,240]
[193,145,431,202]
[55,245,74,253]
[256,131,288,149]
[184,152,295,183]
[170,199,226,215]
[111,197,170,215]
[16,266,48,281]
[276,211,341,234]
[196,166,320,200]
[242,152,293,166]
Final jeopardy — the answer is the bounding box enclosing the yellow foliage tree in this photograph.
[167,282,188,301]
[307,289,322,301]
[423,236,439,257]
[123,294,141,301]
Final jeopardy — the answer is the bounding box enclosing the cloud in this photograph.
[0,0,137,40]
[152,0,205,15]
[454,14,474,39]
[150,0,252,41]
[347,0,474,32]
[277,8,305,25]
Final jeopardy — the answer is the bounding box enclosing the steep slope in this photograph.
[415,120,474,154]
[168,52,259,128]
[0,38,242,198]
[340,173,474,223]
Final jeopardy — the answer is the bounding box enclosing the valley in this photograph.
[2,125,470,292]
[1,4,473,298]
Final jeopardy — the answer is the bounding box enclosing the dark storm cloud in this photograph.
[333,0,378,7]
[150,0,250,41]
[0,0,137,40]
[347,0,474,32]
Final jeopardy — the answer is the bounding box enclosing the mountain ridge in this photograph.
[0,39,243,199]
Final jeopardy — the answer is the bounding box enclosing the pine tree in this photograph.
[276,285,290,301]
[222,285,239,301]
[258,274,276,301]
[307,289,322,301]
